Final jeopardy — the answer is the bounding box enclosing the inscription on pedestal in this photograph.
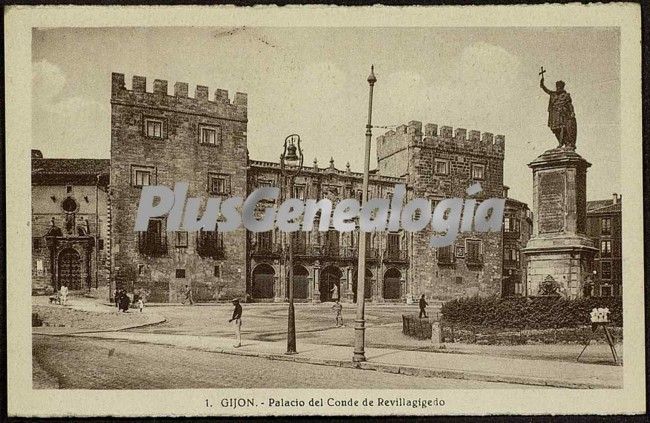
[538,171,565,233]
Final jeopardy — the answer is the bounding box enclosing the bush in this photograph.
[441,295,622,330]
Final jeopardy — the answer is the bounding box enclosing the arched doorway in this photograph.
[58,248,82,290]
[320,266,342,302]
[290,265,309,299]
[252,264,275,299]
[352,268,373,303]
[383,268,401,300]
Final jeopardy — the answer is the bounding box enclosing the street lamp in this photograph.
[280,133,303,355]
[353,65,376,362]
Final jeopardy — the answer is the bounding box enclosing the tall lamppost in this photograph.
[280,133,303,355]
[353,65,376,362]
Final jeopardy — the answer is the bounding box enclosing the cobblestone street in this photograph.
[33,335,521,389]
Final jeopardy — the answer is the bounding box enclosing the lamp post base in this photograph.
[286,300,297,354]
[352,318,366,362]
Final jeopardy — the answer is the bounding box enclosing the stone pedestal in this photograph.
[523,147,597,299]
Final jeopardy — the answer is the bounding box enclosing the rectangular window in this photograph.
[138,264,145,275]
[66,185,72,194]
[435,159,449,175]
[293,184,306,200]
[455,276,463,284]
[134,169,151,187]
[214,265,221,278]
[36,259,44,277]
[33,237,42,249]
[208,173,231,195]
[175,269,186,278]
[471,163,485,180]
[466,239,482,263]
[145,118,164,138]
[600,240,612,256]
[200,125,220,146]
[601,261,612,279]
[601,217,612,235]
[175,231,188,248]
[98,239,104,250]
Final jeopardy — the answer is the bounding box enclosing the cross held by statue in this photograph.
[539,66,546,78]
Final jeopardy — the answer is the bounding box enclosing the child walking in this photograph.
[332,300,343,327]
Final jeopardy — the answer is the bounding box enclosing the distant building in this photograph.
[502,186,533,297]
[31,151,109,294]
[586,194,622,297]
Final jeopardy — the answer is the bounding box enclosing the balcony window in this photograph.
[437,245,455,264]
[466,239,482,265]
[138,219,167,256]
[197,229,225,259]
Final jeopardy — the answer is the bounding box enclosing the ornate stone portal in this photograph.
[523,147,597,298]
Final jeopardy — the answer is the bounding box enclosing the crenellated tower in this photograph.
[110,73,248,302]
[377,120,506,300]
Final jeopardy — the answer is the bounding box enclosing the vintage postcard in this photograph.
[5,4,644,417]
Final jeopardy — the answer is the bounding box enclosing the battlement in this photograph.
[378,120,505,159]
[111,73,247,121]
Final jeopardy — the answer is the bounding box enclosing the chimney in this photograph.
[612,193,618,204]
[502,185,510,198]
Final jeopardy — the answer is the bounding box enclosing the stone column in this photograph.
[275,262,285,302]
[312,262,321,303]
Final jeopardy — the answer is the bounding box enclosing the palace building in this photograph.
[31,72,536,303]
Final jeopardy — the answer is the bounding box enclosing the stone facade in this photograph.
[586,194,622,297]
[31,152,110,295]
[247,159,410,303]
[32,72,540,303]
[110,73,248,302]
[377,121,507,300]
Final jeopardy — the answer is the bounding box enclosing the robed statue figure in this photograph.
[540,76,577,149]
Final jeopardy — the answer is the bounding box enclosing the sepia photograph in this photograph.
[6,4,644,417]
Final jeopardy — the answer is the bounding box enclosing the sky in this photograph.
[32,27,620,206]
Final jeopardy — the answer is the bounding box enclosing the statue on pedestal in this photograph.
[539,67,577,149]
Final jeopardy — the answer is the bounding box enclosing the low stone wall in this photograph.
[402,315,432,340]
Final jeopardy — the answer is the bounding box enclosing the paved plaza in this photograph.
[32,296,623,389]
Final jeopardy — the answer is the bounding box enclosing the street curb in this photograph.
[64,332,620,389]
[33,315,166,336]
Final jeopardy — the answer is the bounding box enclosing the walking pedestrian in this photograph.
[228,299,242,348]
[419,294,428,318]
[60,284,68,306]
[137,298,144,313]
[331,299,343,327]
[114,289,120,309]
[118,290,130,312]
[184,284,194,305]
